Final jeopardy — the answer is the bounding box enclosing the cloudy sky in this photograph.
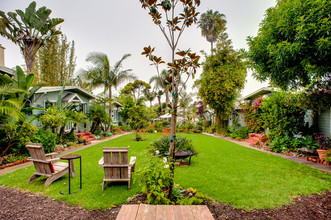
[0,0,275,98]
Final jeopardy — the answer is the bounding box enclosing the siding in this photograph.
[319,107,331,136]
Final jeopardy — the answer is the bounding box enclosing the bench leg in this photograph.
[102,181,106,191]
[28,174,40,184]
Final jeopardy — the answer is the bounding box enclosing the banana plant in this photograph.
[0,1,64,74]
[0,66,45,123]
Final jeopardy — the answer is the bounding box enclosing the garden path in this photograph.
[203,133,331,173]
[0,132,133,176]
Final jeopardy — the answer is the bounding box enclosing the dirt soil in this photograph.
[1,186,330,220]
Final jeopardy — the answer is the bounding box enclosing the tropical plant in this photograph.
[247,0,330,90]
[0,1,64,74]
[198,9,226,53]
[149,69,171,106]
[0,66,45,123]
[150,134,197,157]
[179,91,193,120]
[79,52,136,130]
[145,90,157,109]
[87,103,109,134]
[299,136,319,150]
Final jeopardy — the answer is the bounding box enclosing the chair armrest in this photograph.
[98,157,104,167]
[48,158,60,162]
[129,156,136,172]
[45,152,58,158]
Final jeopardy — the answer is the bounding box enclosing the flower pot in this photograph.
[317,149,327,160]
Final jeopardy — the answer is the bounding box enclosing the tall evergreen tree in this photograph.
[32,34,76,86]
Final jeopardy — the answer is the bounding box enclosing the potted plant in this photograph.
[314,133,330,160]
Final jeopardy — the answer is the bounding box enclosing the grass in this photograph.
[0,133,330,210]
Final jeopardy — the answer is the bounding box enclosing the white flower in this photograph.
[163,157,167,163]
[154,130,157,133]
[155,150,160,155]
[164,164,169,168]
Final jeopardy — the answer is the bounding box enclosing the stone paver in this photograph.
[204,133,331,173]
[0,132,132,176]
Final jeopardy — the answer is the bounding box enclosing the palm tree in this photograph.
[179,91,193,120]
[145,90,156,109]
[149,69,170,106]
[79,52,136,129]
[198,10,226,53]
[0,1,64,74]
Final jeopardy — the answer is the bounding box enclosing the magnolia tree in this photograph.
[139,0,200,199]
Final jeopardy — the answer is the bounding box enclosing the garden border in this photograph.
[203,133,331,173]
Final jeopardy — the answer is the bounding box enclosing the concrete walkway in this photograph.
[0,132,132,176]
[204,133,331,173]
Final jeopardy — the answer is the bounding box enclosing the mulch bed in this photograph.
[0,186,330,219]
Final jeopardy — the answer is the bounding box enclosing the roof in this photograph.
[36,86,96,99]
[0,66,15,76]
[242,86,275,101]
[62,93,84,103]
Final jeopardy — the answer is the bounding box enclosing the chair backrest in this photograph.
[26,143,53,175]
[103,147,129,179]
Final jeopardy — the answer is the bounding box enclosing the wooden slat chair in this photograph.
[98,147,136,190]
[26,143,72,187]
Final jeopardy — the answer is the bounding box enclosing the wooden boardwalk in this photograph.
[116,204,214,220]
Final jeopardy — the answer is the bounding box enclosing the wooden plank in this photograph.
[121,149,128,179]
[190,205,214,220]
[116,204,139,220]
[173,205,194,220]
[136,204,156,220]
[156,205,175,220]
[112,147,121,179]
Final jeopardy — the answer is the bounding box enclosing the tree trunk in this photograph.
[107,87,112,131]
[211,41,213,55]
[158,96,162,116]
[165,89,170,111]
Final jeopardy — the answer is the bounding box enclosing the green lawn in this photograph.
[0,133,330,210]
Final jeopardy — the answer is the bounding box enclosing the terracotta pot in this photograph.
[317,149,327,160]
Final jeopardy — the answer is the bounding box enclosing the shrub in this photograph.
[136,155,172,205]
[270,136,292,153]
[150,135,197,157]
[31,129,57,154]
[203,120,212,127]
[63,132,77,143]
[228,126,249,140]
[102,131,113,137]
[241,96,264,133]
[261,92,305,140]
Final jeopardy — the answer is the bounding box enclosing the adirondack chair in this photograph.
[26,143,73,187]
[98,147,136,190]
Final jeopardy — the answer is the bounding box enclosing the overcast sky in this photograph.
[0,0,275,98]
